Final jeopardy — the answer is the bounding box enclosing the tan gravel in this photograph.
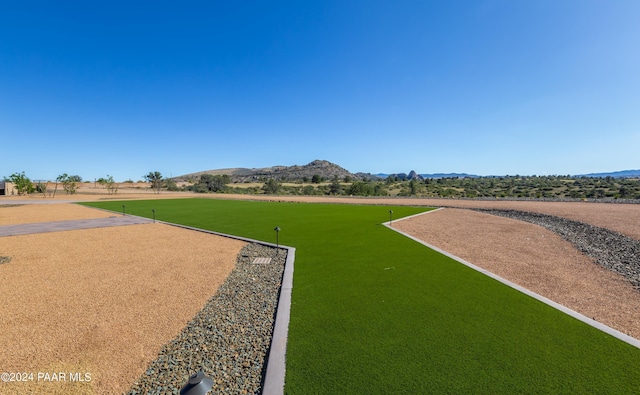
[394,208,640,340]
[0,205,246,395]
[396,198,640,240]
[0,203,116,225]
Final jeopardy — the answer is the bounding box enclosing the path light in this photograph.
[180,371,213,395]
[389,210,393,227]
[152,209,156,223]
[274,226,281,247]
[122,205,126,216]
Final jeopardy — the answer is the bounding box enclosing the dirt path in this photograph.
[0,204,245,394]
[394,208,640,340]
[5,191,639,237]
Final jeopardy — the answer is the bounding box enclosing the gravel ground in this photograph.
[0,204,246,395]
[473,208,640,289]
[126,243,286,395]
[0,202,116,225]
[0,199,287,395]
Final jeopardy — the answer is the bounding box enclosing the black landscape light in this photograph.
[122,205,126,216]
[180,371,213,395]
[389,210,393,226]
[152,209,156,223]
[274,226,281,247]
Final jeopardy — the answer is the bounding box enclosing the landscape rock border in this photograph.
[472,209,640,289]
[119,217,295,395]
[126,243,287,395]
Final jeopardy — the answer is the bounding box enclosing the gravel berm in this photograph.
[473,209,640,289]
[126,243,286,395]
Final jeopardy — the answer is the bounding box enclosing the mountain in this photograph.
[174,160,369,182]
[420,172,480,179]
[176,162,639,183]
[576,169,640,178]
[377,172,479,179]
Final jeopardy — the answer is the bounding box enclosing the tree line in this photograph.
[5,171,640,201]
[2,171,170,196]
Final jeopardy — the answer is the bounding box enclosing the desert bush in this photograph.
[56,174,82,195]
[144,171,164,194]
[262,178,281,194]
[196,174,230,192]
[302,185,315,195]
[8,172,35,195]
[97,175,118,195]
[166,179,180,191]
[328,176,342,195]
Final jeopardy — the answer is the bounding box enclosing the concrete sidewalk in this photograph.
[0,216,153,237]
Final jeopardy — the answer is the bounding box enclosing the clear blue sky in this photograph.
[2,1,639,181]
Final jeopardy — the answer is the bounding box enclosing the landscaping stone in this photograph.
[474,209,640,289]
[126,243,286,395]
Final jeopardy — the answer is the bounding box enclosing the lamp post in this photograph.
[274,226,281,247]
[180,371,213,395]
[389,210,393,226]
[122,205,126,216]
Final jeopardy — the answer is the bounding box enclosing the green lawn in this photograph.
[83,198,640,394]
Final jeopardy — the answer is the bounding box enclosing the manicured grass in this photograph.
[83,199,640,394]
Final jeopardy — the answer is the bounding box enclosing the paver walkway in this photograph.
[0,216,153,237]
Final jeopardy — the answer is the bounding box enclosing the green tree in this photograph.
[144,171,164,194]
[166,179,179,191]
[56,174,82,195]
[198,174,231,192]
[8,172,35,195]
[408,179,425,195]
[329,176,342,195]
[262,178,281,194]
[35,181,49,198]
[347,181,371,196]
[311,174,322,184]
[372,183,387,196]
[97,175,118,195]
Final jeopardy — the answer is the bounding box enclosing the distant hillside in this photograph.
[377,172,479,180]
[377,170,640,179]
[174,160,371,182]
[176,162,640,184]
[577,169,640,178]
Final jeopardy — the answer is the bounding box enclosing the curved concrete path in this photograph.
[0,216,153,237]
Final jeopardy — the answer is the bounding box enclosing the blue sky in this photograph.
[1,1,639,181]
